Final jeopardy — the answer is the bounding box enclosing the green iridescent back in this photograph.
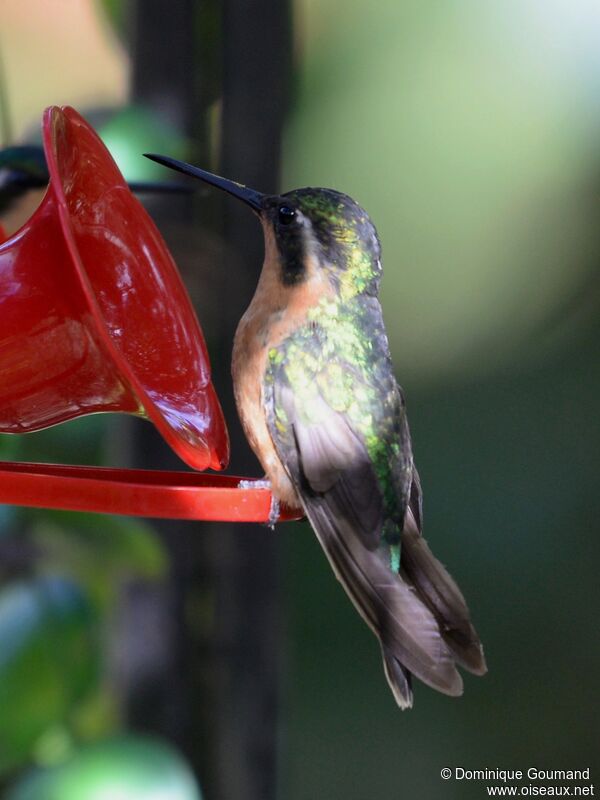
[263,189,413,563]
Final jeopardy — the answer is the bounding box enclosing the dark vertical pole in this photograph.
[130,0,202,227]
[126,0,216,786]
[127,2,291,799]
[131,0,195,133]
[208,3,292,799]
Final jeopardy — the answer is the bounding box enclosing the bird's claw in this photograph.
[238,479,272,490]
[267,494,280,530]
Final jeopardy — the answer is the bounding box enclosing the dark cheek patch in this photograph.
[277,227,306,286]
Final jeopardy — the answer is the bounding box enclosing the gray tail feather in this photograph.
[382,647,413,709]
[303,498,464,708]
[401,508,487,676]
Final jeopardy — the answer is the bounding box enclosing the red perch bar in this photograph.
[0,462,302,523]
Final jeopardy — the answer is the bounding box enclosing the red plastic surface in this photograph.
[0,462,303,523]
[0,106,229,471]
[0,107,292,523]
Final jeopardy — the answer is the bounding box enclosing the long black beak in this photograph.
[143,153,264,211]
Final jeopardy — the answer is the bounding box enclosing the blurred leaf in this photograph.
[6,735,203,800]
[0,576,99,774]
[68,683,120,744]
[0,505,17,536]
[29,512,167,608]
[99,106,188,181]
[0,435,23,461]
[17,416,109,467]
[33,726,73,767]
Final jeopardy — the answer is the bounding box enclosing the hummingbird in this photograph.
[145,152,487,708]
[0,145,191,238]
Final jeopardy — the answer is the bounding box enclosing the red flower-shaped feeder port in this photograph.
[0,106,300,524]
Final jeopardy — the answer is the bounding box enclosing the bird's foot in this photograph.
[237,478,279,529]
[267,495,281,530]
[238,479,272,490]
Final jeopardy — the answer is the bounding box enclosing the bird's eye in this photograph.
[278,205,296,225]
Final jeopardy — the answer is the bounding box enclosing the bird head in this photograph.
[144,154,382,298]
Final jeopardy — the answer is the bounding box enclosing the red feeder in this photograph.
[0,106,300,524]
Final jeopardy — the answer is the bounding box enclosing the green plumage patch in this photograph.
[265,293,412,566]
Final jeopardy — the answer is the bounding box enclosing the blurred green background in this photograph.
[0,1,598,798]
